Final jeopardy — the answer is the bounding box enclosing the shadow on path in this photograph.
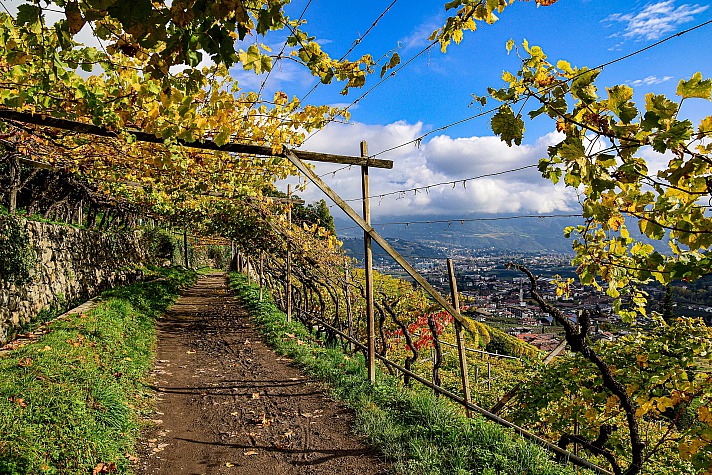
[136,274,388,475]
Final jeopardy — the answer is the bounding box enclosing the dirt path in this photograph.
[137,274,388,475]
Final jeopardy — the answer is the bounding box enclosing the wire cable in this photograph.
[338,213,582,232]
[343,163,539,203]
[254,0,315,102]
[300,0,400,103]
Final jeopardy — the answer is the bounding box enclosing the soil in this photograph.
[136,274,389,475]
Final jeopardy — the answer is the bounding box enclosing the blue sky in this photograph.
[258,0,712,222]
[255,0,711,138]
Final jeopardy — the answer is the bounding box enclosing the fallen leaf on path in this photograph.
[17,357,32,367]
[125,452,138,463]
[92,462,117,474]
[243,450,258,456]
[230,412,239,416]
[225,462,236,467]
[186,350,196,354]
[251,392,260,399]
[8,397,27,408]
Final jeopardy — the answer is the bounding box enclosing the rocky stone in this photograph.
[0,219,151,345]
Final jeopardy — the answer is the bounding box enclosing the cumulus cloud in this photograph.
[282,121,577,220]
[626,75,674,87]
[603,1,709,42]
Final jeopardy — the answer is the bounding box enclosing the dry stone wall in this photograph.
[0,218,150,344]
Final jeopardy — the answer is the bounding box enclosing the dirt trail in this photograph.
[137,274,388,475]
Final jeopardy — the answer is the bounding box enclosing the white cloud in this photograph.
[626,75,674,87]
[282,121,576,220]
[603,1,709,42]
[398,14,444,52]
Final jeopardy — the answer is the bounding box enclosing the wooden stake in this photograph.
[183,228,189,269]
[259,250,264,302]
[488,361,491,391]
[246,255,251,285]
[447,258,472,417]
[345,259,354,353]
[286,184,292,323]
[361,140,376,382]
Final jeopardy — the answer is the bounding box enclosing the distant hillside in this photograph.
[335,215,670,255]
[341,237,446,264]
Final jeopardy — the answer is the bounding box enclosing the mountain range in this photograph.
[334,214,670,259]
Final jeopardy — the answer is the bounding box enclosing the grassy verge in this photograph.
[0,267,196,475]
[229,272,581,475]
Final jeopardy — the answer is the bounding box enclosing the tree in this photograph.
[484,43,712,475]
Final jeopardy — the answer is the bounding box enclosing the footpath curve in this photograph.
[137,274,388,475]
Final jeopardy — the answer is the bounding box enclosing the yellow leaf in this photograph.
[654,396,674,412]
[699,406,712,425]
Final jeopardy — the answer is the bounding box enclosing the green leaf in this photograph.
[606,85,637,124]
[676,72,712,100]
[652,119,692,153]
[645,93,678,121]
[379,52,400,78]
[491,105,524,146]
[639,218,665,240]
[558,137,586,161]
[570,68,599,104]
[238,44,262,73]
[596,154,617,168]
[16,4,41,26]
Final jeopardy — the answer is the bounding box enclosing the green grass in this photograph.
[0,267,196,475]
[229,272,583,475]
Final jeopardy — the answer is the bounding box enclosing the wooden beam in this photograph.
[448,258,472,416]
[283,149,479,334]
[0,109,393,169]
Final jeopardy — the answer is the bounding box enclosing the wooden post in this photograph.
[183,228,189,269]
[488,361,491,391]
[345,258,354,353]
[361,140,376,382]
[247,255,251,285]
[259,250,264,302]
[286,184,292,323]
[447,258,472,416]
